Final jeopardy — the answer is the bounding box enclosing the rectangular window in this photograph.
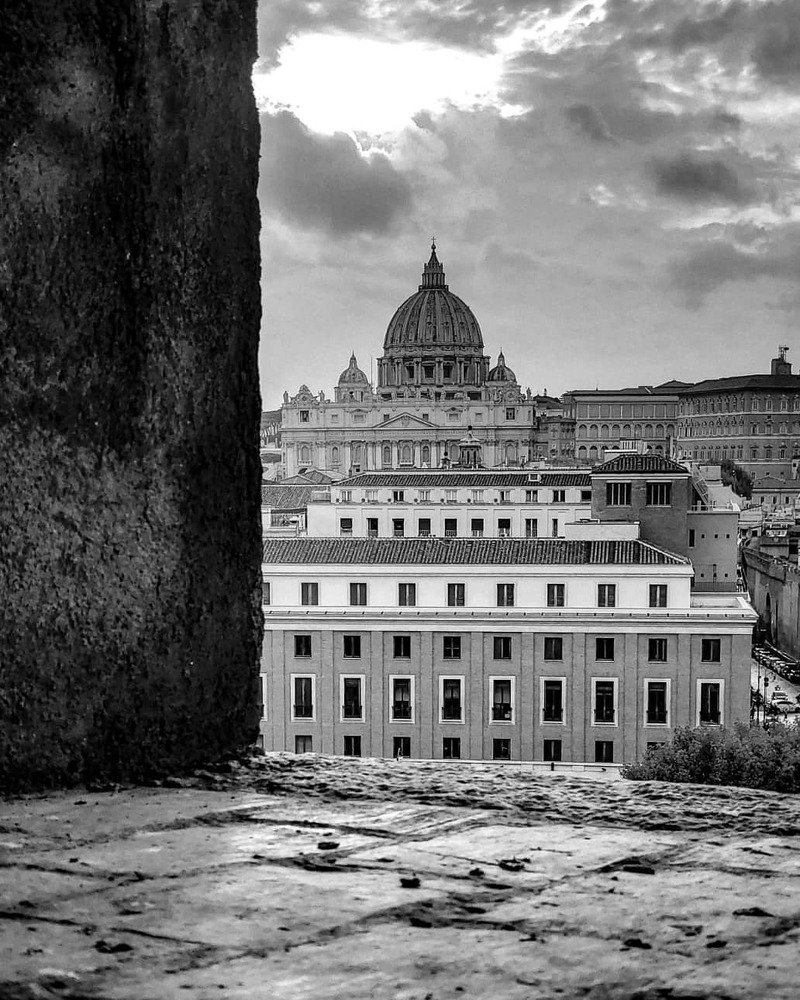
[525,489,539,503]
[444,518,458,537]
[392,490,405,503]
[393,736,411,758]
[648,637,668,662]
[301,582,319,606]
[551,518,559,537]
[498,518,511,537]
[393,518,405,537]
[688,528,695,548]
[442,737,461,759]
[418,517,431,537]
[299,410,309,423]
[393,634,411,658]
[367,517,379,537]
[499,489,512,504]
[701,638,721,662]
[581,489,592,502]
[398,582,416,607]
[496,583,515,607]
[542,679,564,723]
[294,634,311,658]
[505,407,516,420]
[441,677,462,721]
[295,735,313,753]
[292,676,314,719]
[339,517,353,536]
[646,482,672,506]
[349,582,367,606]
[493,738,511,760]
[605,482,631,506]
[594,740,614,764]
[471,489,484,502]
[391,678,413,721]
[262,580,271,606]
[493,636,512,660]
[596,637,615,661]
[544,636,563,661]
[525,518,538,538]
[552,489,566,503]
[547,583,565,608]
[365,490,377,502]
[491,678,513,722]
[445,489,458,503]
[471,517,484,537]
[543,739,562,762]
[447,583,465,607]
[343,735,362,757]
[593,679,617,725]
[343,634,361,658]
[649,585,668,608]
[340,490,352,502]
[597,584,616,608]
[698,681,722,725]
[418,490,430,502]
[646,680,669,725]
[342,677,363,720]
[443,635,461,659]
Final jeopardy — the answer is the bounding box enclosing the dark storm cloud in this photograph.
[259,112,412,236]
[753,17,800,82]
[650,153,755,204]
[634,1,747,53]
[669,231,800,307]
[565,103,615,143]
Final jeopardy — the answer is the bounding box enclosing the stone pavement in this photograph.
[2,754,800,999]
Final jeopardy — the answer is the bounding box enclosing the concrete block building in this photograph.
[260,535,755,765]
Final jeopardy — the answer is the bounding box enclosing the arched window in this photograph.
[600,424,609,439]
[644,424,653,438]
[299,445,310,464]
[400,443,412,464]
[578,424,587,437]
[765,446,773,460]
[655,423,664,438]
[352,444,362,464]
[622,423,631,438]
[382,444,392,467]
[611,424,620,439]
[421,444,430,465]
[577,445,587,461]
[331,446,340,464]
[588,445,598,461]
[655,445,664,455]
[633,424,642,439]
[505,441,518,462]
[589,424,598,439]
[665,424,674,437]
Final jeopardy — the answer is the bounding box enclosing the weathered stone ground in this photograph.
[2,754,800,999]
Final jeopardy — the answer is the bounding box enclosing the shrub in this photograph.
[622,723,800,793]
[719,458,752,499]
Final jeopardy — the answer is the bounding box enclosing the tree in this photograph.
[720,458,752,499]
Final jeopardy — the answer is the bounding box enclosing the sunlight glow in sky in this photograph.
[254,33,514,136]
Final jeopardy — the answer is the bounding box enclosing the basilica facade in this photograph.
[280,245,573,477]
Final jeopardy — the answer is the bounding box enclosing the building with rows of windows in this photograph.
[259,532,755,765]
[674,350,800,482]
[279,244,574,478]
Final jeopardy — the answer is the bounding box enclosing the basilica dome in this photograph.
[383,243,484,354]
[487,351,517,383]
[338,352,369,386]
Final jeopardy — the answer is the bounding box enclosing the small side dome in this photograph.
[487,350,517,383]
[338,352,369,386]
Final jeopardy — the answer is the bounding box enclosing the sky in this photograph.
[254,0,800,407]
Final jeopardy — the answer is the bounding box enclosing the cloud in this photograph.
[668,227,800,306]
[650,153,755,204]
[259,112,412,236]
[565,103,615,143]
[660,2,746,53]
[753,18,800,82]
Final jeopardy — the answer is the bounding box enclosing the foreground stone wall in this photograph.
[0,1,263,790]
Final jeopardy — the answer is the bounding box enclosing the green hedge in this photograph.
[622,723,800,793]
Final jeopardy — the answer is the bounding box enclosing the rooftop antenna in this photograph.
[779,344,790,362]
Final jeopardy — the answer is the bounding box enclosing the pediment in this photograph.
[381,413,435,429]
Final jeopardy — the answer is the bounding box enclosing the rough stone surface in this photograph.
[0,2,263,790]
[2,756,800,997]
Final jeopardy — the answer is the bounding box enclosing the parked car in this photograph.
[770,697,799,713]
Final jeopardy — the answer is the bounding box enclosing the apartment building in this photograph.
[307,470,592,540]
[260,534,755,765]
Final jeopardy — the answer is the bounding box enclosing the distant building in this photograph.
[260,532,755,764]
[561,384,684,464]
[675,349,800,479]
[280,244,573,477]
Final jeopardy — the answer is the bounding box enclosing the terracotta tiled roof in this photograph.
[680,375,800,395]
[262,537,688,566]
[592,455,689,475]
[261,485,330,508]
[337,472,591,488]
